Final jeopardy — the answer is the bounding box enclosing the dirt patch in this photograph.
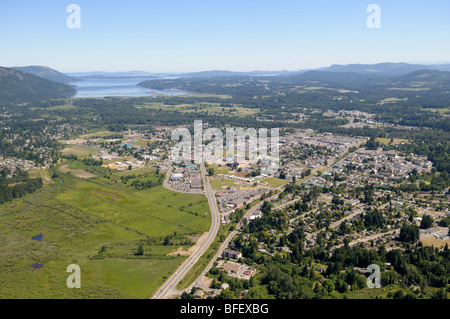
[421,238,450,248]
[167,247,186,256]
[424,211,446,217]
[8,182,25,187]
[167,232,209,256]
[91,190,121,200]
[59,164,96,179]
[60,138,87,145]
[203,276,213,287]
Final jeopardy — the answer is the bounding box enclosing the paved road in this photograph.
[153,147,362,298]
[183,185,287,293]
[177,154,354,294]
[152,162,221,299]
[332,229,400,250]
[162,164,202,194]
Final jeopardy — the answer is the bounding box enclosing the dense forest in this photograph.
[0,67,75,105]
[0,169,43,204]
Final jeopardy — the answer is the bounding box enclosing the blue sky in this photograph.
[0,0,449,72]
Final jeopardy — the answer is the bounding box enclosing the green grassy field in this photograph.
[90,258,186,298]
[388,87,430,92]
[28,168,53,185]
[380,97,408,103]
[30,104,77,112]
[210,178,239,190]
[259,177,289,188]
[376,138,409,145]
[79,130,119,139]
[0,168,210,298]
[304,86,327,91]
[347,285,399,299]
[176,224,231,291]
[423,107,450,114]
[61,145,100,157]
[138,102,258,117]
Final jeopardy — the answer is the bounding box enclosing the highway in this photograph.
[184,185,287,293]
[182,147,370,290]
[153,147,365,298]
[152,162,221,299]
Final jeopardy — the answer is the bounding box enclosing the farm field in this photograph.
[0,169,210,298]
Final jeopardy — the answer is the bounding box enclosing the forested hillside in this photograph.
[0,67,76,105]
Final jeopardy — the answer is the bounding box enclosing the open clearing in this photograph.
[167,232,208,256]
[138,102,258,116]
[79,130,119,139]
[423,107,450,114]
[376,138,409,145]
[61,145,99,157]
[379,97,408,104]
[421,238,450,248]
[59,164,97,179]
[0,168,210,298]
[259,177,289,188]
[210,178,240,190]
[388,87,430,92]
[28,168,53,185]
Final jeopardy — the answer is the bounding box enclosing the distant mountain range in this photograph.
[173,63,450,78]
[180,70,289,78]
[50,62,450,80]
[394,69,450,85]
[12,62,450,81]
[2,62,450,105]
[316,62,450,77]
[274,68,450,88]
[12,66,81,83]
[66,71,166,78]
[0,67,76,105]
